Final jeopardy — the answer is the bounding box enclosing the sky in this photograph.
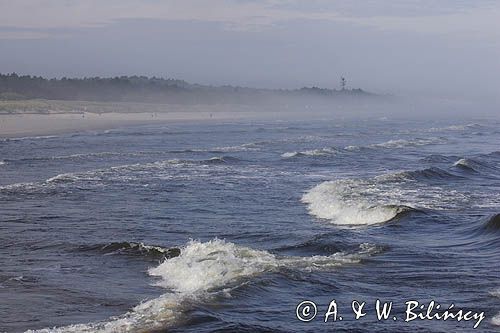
[0,0,499,99]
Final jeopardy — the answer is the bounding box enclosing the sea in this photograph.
[1,116,499,332]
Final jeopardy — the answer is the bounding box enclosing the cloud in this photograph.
[0,0,313,30]
[0,0,498,36]
[268,0,497,17]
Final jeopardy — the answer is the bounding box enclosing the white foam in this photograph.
[426,123,482,132]
[2,157,262,194]
[0,181,38,191]
[27,239,377,332]
[301,169,481,225]
[344,137,446,151]
[452,158,489,172]
[373,137,447,149]
[343,145,360,151]
[213,143,259,152]
[281,152,299,158]
[149,239,373,293]
[453,158,468,167]
[492,313,500,326]
[490,288,500,298]
[1,135,59,142]
[302,179,405,225]
[281,148,338,158]
[149,239,276,294]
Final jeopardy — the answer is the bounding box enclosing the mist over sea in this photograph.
[1,117,499,332]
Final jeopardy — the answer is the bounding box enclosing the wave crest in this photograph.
[281,148,339,158]
[302,166,479,225]
[345,137,446,151]
[302,179,413,225]
[483,213,500,232]
[28,239,379,332]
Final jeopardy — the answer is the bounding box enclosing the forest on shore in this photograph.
[0,73,372,105]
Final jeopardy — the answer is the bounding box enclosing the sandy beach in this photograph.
[0,107,265,138]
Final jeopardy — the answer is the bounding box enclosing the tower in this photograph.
[340,76,346,91]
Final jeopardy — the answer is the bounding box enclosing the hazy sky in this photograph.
[1,0,499,98]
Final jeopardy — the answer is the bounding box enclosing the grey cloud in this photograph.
[267,0,498,17]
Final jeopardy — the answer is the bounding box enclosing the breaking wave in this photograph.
[210,143,261,152]
[371,137,447,149]
[493,314,500,327]
[27,239,379,332]
[0,156,244,194]
[4,151,161,163]
[302,179,414,225]
[491,287,500,327]
[453,157,498,175]
[492,287,500,326]
[302,166,476,225]
[454,158,480,172]
[281,147,340,158]
[282,137,447,158]
[0,135,60,142]
[3,151,246,164]
[345,137,447,151]
[426,123,484,132]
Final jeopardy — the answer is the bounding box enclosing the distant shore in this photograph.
[0,100,267,138]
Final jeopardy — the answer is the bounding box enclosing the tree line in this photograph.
[0,73,370,104]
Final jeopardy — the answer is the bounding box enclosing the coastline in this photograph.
[0,102,266,138]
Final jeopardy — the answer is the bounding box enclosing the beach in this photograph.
[0,103,266,138]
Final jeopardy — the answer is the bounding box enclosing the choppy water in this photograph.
[1,117,499,332]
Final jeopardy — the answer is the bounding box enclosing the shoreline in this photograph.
[0,109,267,138]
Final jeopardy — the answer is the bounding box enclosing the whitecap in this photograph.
[490,288,500,298]
[343,137,446,151]
[302,179,410,225]
[492,313,500,326]
[301,167,484,226]
[426,123,483,132]
[281,148,338,158]
[0,135,59,142]
[27,239,378,332]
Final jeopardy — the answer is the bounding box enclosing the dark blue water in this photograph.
[1,117,499,332]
